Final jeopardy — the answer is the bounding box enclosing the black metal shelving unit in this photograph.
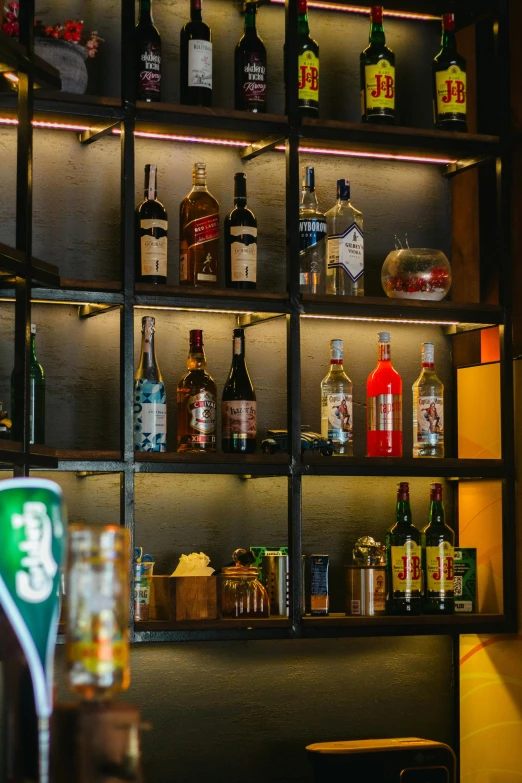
[2,0,515,643]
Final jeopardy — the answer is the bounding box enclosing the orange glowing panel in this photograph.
[481,326,500,364]
[457,363,501,459]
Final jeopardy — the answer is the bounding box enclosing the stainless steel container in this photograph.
[344,565,387,616]
[262,554,289,617]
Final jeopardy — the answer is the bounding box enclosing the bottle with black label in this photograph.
[222,328,257,454]
[235,1,267,113]
[136,164,168,285]
[180,0,212,107]
[136,0,162,102]
[225,173,257,290]
[299,166,326,294]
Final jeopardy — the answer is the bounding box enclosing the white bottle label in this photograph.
[141,219,167,277]
[230,226,257,283]
[188,40,212,90]
[327,222,364,282]
[321,392,353,444]
[416,395,443,443]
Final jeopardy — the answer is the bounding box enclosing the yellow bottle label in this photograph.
[67,639,129,676]
[298,51,319,103]
[391,542,421,595]
[365,60,395,111]
[426,542,455,594]
[435,66,466,115]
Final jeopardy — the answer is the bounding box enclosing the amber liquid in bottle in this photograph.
[179,162,219,287]
[177,329,217,452]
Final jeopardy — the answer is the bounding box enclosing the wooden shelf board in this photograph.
[135,617,291,631]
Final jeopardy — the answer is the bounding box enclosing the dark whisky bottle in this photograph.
[422,483,455,614]
[360,6,396,125]
[433,12,467,132]
[385,482,421,615]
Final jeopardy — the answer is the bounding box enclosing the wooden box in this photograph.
[149,575,218,622]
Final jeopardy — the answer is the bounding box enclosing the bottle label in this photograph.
[391,542,421,596]
[299,218,327,250]
[416,395,443,444]
[436,66,466,116]
[140,218,168,277]
[368,394,402,431]
[321,392,352,444]
[68,640,129,678]
[222,400,257,438]
[230,226,257,282]
[242,52,267,107]
[188,391,216,436]
[139,42,161,95]
[188,40,212,90]
[365,60,395,111]
[426,542,454,595]
[187,213,219,247]
[186,213,219,283]
[298,51,319,103]
[327,222,364,282]
[134,379,167,452]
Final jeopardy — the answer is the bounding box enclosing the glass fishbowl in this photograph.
[381,248,452,301]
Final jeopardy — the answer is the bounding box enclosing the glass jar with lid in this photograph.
[220,549,270,619]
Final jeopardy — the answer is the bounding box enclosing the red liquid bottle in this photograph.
[366,331,402,456]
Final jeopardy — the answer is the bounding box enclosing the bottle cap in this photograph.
[422,342,435,364]
[142,315,155,327]
[442,12,455,31]
[193,162,206,180]
[330,339,343,361]
[430,482,443,501]
[234,172,247,200]
[303,166,315,191]
[298,0,307,13]
[371,6,384,24]
[378,331,390,343]
[31,323,36,334]
[397,482,409,500]
[337,179,350,200]
[233,327,245,339]
[190,329,203,348]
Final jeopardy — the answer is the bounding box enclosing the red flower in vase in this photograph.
[63,19,83,42]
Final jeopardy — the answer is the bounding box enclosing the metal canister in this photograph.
[262,554,289,617]
[344,565,387,616]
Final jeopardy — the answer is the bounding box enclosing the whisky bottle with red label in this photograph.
[386,482,422,615]
[297,0,319,117]
[433,12,467,132]
[422,483,455,614]
[366,331,402,457]
[177,330,217,452]
[360,6,396,125]
[180,162,219,287]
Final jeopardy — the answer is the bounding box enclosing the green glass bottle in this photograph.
[385,482,421,615]
[422,483,455,614]
[297,0,319,118]
[433,12,467,132]
[360,5,396,125]
[11,323,46,445]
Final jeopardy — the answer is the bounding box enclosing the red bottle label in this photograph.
[242,53,267,107]
[139,42,161,95]
[186,213,219,248]
[391,543,421,596]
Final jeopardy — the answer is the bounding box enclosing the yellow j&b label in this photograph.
[365,60,395,111]
[391,542,421,595]
[426,542,455,594]
[298,51,319,103]
[436,66,466,115]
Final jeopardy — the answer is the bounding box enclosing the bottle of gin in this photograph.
[325,179,364,296]
[433,13,467,132]
[177,329,217,452]
[366,331,402,457]
[360,5,396,125]
[179,162,219,287]
[422,482,454,615]
[299,166,326,294]
[386,482,421,615]
[11,323,45,445]
[320,339,353,455]
[135,164,168,285]
[134,316,167,452]
[412,342,444,458]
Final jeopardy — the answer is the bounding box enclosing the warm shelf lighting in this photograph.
[0,116,91,132]
[302,314,460,326]
[287,145,457,165]
[112,127,247,148]
[134,305,256,315]
[268,0,440,21]
[3,72,19,83]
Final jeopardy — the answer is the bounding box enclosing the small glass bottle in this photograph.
[385,482,421,615]
[299,166,326,294]
[320,339,353,455]
[177,329,217,452]
[412,342,444,458]
[366,331,402,457]
[326,179,364,296]
[422,483,454,615]
[134,316,167,452]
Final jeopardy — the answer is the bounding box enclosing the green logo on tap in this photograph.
[0,478,65,719]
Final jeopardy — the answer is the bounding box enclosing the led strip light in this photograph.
[268,0,440,21]
[302,314,459,325]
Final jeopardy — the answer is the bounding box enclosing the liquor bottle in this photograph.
[422,483,454,614]
[320,339,353,455]
[360,6,396,125]
[11,323,45,445]
[412,342,444,458]
[179,162,219,287]
[433,13,467,132]
[299,166,326,294]
[222,328,257,454]
[177,329,217,452]
[366,331,402,457]
[180,0,212,107]
[297,0,319,117]
[134,316,167,452]
[225,173,257,290]
[386,482,422,615]
[135,0,162,102]
[325,179,364,296]
[135,164,168,285]
[235,1,267,113]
